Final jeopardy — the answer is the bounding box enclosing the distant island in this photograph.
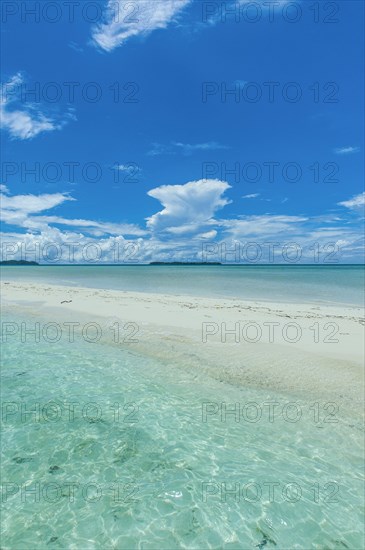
[149,262,222,265]
[0,260,39,265]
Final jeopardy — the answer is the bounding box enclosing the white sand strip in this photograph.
[1,281,364,415]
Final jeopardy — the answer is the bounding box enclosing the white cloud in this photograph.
[1,192,74,215]
[148,141,228,156]
[92,0,192,52]
[242,193,259,199]
[68,41,84,53]
[1,183,364,264]
[146,179,231,233]
[173,141,229,154]
[1,109,56,140]
[0,229,145,264]
[238,0,292,5]
[223,215,308,239]
[0,191,75,230]
[0,189,145,236]
[203,1,293,26]
[147,143,170,157]
[199,229,217,239]
[334,146,360,155]
[0,184,9,194]
[1,73,75,140]
[37,216,147,236]
[1,72,23,95]
[114,164,141,173]
[338,192,365,209]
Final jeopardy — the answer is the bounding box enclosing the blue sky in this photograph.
[0,0,364,263]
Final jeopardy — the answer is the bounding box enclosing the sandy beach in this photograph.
[2,280,364,416]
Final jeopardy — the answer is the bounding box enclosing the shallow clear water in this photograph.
[1,309,364,550]
[1,264,365,306]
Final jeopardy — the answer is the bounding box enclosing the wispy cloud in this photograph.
[114,164,141,173]
[202,0,293,26]
[239,0,292,3]
[147,143,170,157]
[334,146,360,155]
[36,216,147,236]
[338,192,365,210]
[0,190,74,229]
[242,193,259,199]
[68,41,84,53]
[0,189,145,236]
[223,215,309,239]
[92,0,192,52]
[173,141,229,154]
[148,141,229,156]
[0,73,75,140]
[1,191,74,215]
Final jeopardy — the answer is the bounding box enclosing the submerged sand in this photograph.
[1,280,364,417]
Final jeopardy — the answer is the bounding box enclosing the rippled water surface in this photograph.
[1,309,364,549]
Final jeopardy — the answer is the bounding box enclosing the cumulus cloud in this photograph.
[1,73,75,140]
[242,193,259,199]
[1,183,364,264]
[92,0,192,52]
[0,229,146,264]
[146,179,231,233]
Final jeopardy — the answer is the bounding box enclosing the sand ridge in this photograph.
[1,280,364,416]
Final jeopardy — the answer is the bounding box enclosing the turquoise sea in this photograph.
[1,266,364,549]
[1,264,364,305]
